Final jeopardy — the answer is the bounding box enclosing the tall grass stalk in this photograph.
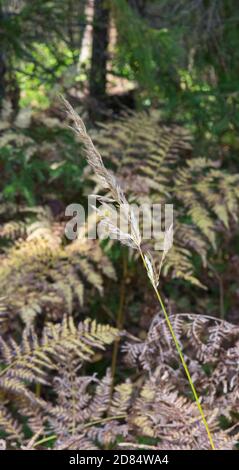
[64,99,216,450]
[138,247,215,450]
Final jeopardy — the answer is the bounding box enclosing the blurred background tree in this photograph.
[0,0,237,142]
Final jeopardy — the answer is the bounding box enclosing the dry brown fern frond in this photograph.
[124,313,239,416]
[0,220,28,241]
[47,366,131,450]
[0,208,116,328]
[1,367,130,449]
[1,313,237,450]
[0,316,120,448]
[124,371,238,450]
[0,299,8,332]
[92,111,239,285]
[0,316,119,397]
[0,402,24,445]
[7,364,131,450]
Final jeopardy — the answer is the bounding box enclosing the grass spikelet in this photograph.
[64,100,216,450]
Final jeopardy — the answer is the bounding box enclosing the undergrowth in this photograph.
[0,102,238,450]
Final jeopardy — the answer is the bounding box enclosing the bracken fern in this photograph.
[92,111,239,286]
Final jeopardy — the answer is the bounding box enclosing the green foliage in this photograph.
[111,0,239,150]
[112,0,181,101]
[0,101,86,204]
[1,0,86,106]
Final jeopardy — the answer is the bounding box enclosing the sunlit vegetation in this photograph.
[0,0,238,450]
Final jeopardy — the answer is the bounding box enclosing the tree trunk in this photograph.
[89,0,110,103]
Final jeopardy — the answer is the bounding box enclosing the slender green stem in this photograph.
[139,248,216,450]
[35,382,41,398]
[83,414,126,429]
[33,415,126,448]
[33,434,57,447]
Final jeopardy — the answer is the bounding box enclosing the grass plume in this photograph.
[64,99,216,450]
